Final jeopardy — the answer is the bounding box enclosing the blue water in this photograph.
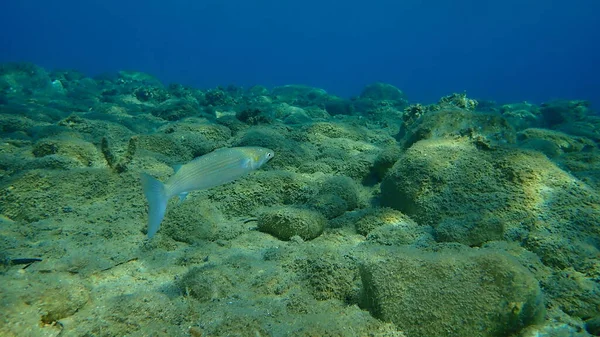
[1,0,599,106]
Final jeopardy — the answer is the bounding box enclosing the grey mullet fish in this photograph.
[141,146,274,238]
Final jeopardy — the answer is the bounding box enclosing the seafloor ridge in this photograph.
[0,63,599,337]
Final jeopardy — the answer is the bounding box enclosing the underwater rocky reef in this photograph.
[0,62,599,337]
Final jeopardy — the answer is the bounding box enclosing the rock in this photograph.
[0,63,52,99]
[359,245,544,337]
[257,206,325,241]
[540,100,591,127]
[236,107,273,125]
[324,98,354,116]
[271,85,328,106]
[437,92,478,111]
[32,137,106,168]
[0,114,39,137]
[517,128,595,158]
[397,108,516,149]
[354,207,411,236]
[380,137,600,249]
[117,70,163,87]
[359,83,406,102]
[585,316,600,336]
[381,138,515,246]
[371,145,403,180]
[300,251,360,301]
[151,98,200,121]
[176,264,234,302]
[38,274,90,324]
[543,269,600,319]
[309,175,359,219]
[500,102,541,130]
[366,221,434,247]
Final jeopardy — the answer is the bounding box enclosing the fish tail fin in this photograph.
[141,173,168,238]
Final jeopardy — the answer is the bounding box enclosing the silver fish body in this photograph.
[141,146,274,238]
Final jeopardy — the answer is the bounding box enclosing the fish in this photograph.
[141,146,274,238]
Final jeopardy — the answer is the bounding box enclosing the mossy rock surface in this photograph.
[257,206,325,241]
[360,245,544,337]
[309,175,359,219]
[176,265,235,302]
[32,137,106,168]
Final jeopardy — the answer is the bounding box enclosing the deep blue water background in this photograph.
[1,0,599,107]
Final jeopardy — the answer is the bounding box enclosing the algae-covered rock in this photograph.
[556,149,600,190]
[132,85,169,103]
[540,100,591,127]
[0,113,40,137]
[367,222,434,247]
[371,145,403,180]
[360,245,544,337]
[398,108,516,149]
[299,121,387,181]
[281,105,313,124]
[586,317,600,336]
[38,277,90,324]
[352,207,434,247]
[4,272,91,326]
[159,198,229,243]
[157,121,231,158]
[557,119,600,143]
[135,133,194,163]
[271,84,329,106]
[359,82,406,102]
[519,189,600,274]
[304,121,360,140]
[117,70,163,86]
[309,175,359,219]
[0,63,53,99]
[354,207,410,236]
[381,138,517,246]
[257,206,325,241]
[500,101,541,130]
[380,137,599,248]
[324,98,354,116]
[233,125,310,169]
[206,168,310,216]
[517,128,595,158]
[0,168,123,222]
[437,92,478,110]
[176,264,235,302]
[151,98,200,121]
[355,100,404,120]
[33,153,87,170]
[544,269,600,320]
[74,290,185,337]
[56,114,138,143]
[236,106,274,125]
[32,137,106,168]
[204,87,241,107]
[298,249,360,302]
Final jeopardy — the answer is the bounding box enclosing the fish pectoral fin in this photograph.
[177,192,189,204]
[241,158,253,169]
